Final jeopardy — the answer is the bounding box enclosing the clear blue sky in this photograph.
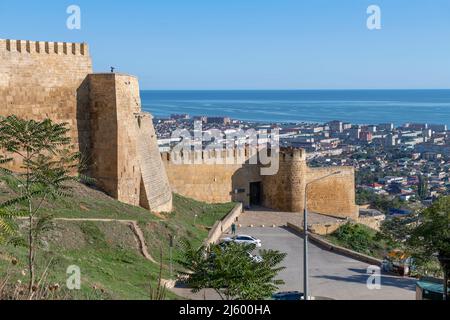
[1,0,449,89]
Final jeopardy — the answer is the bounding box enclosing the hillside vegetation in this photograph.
[0,181,235,300]
[324,222,393,259]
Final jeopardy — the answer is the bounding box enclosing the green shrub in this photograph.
[332,223,375,254]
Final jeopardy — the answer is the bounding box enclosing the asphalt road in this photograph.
[238,227,416,300]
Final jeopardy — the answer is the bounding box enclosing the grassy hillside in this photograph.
[0,182,235,300]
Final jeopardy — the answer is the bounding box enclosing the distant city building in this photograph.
[430,134,446,144]
[384,134,397,147]
[402,136,426,147]
[379,176,405,185]
[349,127,361,140]
[411,153,421,160]
[360,131,373,142]
[423,129,432,139]
[378,123,394,131]
[193,116,208,123]
[207,116,231,125]
[280,127,301,135]
[302,126,323,134]
[320,138,340,149]
[429,124,448,132]
[405,123,428,130]
[422,152,442,161]
[401,131,422,138]
[161,119,177,124]
[415,143,450,157]
[328,120,343,133]
[342,122,352,130]
[170,113,190,120]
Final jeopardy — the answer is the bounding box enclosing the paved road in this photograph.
[237,227,416,300]
[237,208,344,228]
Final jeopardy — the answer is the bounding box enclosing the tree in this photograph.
[0,115,81,294]
[408,196,450,300]
[379,216,414,246]
[0,208,16,244]
[0,155,18,243]
[176,240,286,300]
[356,189,405,214]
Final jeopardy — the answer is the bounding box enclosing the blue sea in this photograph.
[140,90,450,126]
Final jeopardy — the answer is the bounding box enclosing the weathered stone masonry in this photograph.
[0,39,172,213]
[162,148,358,219]
[0,37,357,219]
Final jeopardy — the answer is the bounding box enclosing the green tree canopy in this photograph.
[176,240,286,300]
[407,196,450,300]
[408,196,450,264]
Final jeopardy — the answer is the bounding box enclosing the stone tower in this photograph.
[262,148,307,212]
[0,38,172,213]
[161,147,358,219]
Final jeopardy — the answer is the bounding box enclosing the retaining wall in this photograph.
[205,203,243,245]
[287,222,382,266]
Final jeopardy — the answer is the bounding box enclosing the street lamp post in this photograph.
[169,234,175,278]
[303,171,341,300]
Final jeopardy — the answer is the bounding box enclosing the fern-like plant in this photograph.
[0,115,82,295]
[149,247,168,300]
[0,155,21,243]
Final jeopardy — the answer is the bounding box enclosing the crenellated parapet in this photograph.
[278,147,307,162]
[0,39,89,56]
[161,146,306,166]
[161,147,255,165]
[0,38,172,213]
[0,38,93,156]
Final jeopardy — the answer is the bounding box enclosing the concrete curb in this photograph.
[286,222,383,266]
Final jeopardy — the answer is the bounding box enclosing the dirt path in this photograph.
[127,220,157,264]
[20,217,158,264]
[18,217,180,292]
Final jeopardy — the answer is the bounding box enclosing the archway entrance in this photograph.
[249,182,262,206]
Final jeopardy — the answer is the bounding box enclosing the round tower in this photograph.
[262,148,307,212]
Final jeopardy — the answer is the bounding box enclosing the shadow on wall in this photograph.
[76,76,92,170]
[305,168,359,219]
[231,156,263,208]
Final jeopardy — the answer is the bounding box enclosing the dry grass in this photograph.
[0,258,70,300]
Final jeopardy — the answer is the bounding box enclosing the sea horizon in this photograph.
[141,89,450,127]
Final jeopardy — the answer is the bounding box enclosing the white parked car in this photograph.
[249,253,263,263]
[222,235,262,247]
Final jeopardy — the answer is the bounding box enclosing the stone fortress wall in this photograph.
[161,148,262,204]
[0,38,172,213]
[162,148,358,219]
[0,37,357,219]
[0,39,92,157]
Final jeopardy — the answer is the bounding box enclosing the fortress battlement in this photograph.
[161,146,307,164]
[0,39,89,56]
[0,36,357,219]
[279,147,306,161]
[162,147,255,164]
